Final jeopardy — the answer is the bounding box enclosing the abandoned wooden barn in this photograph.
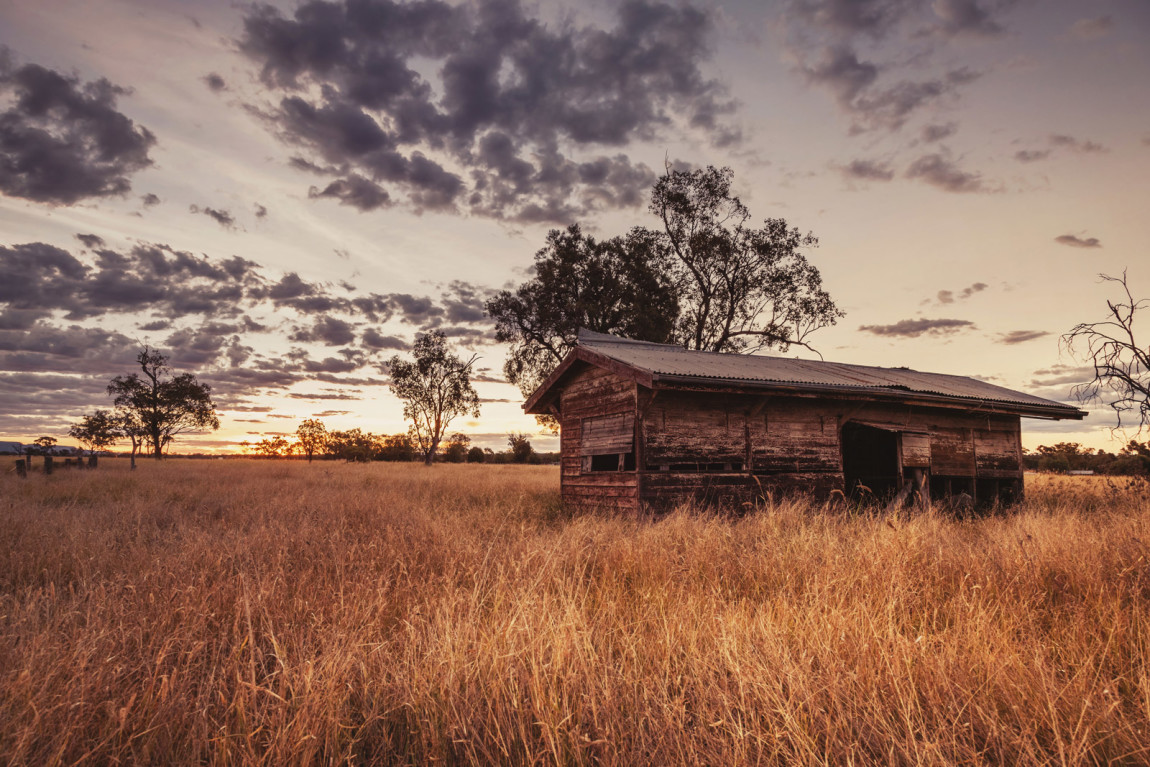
[525,330,1087,512]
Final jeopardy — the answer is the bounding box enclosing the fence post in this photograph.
[15,459,27,478]
[89,454,98,469]
[44,455,53,475]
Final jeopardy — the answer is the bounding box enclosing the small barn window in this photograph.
[581,413,635,473]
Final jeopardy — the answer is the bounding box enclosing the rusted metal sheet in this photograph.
[562,329,1084,419]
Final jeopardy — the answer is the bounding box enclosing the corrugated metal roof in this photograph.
[576,329,1082,416]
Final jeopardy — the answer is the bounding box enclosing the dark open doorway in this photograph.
[841,423,901,500]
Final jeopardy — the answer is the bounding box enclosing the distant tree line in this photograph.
[241,421,553,465]
[1024,441,1150,475]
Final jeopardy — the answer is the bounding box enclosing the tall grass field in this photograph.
[2,460,1149,765]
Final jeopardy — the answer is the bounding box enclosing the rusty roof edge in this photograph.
[648,372,1089,420]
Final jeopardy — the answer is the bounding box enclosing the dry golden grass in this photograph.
[2,460,1149,765]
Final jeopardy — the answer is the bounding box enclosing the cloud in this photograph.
[0,234,500,432]
[930,0,1014,39]
[1054,234,1101,249]
[838,158,894,182]
[858,317,975,337]
[1069,16,1113,41]
[997,330,1049,345]
[254,203,267,218]
[189,204,237,229]
[203,72,227,92]
[1013,149,1050,163]
[934,281,986,305]
[308,174,391,211]
[238,0,737,222]
[921,122,957,143]
[362,328,408,350]
[286,392,361,401]
[290,315,357,346]
[960,282,987,299]
[0,50,156,205]
[798,45,978,133]
[905,152,986,192]
[140,192,161,206]
[1015,134,1107,163]
[1049,134,1107,154]
[787,0,918,38]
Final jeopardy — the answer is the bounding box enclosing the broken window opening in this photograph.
[586,452,636,472]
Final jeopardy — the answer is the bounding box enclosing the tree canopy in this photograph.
[295,418,328,462]
[107,348,219,459]
[487,165,842,416]
[650,165,841,354]
[69,409,122,452]
[389,331,480,465]
[487,224,678,404]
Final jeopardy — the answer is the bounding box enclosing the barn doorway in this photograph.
[841,423,900,500]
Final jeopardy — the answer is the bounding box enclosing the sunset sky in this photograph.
[1,0,1148,453]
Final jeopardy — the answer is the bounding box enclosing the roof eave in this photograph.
[649,373,1088,421]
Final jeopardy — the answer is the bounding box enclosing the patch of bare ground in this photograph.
[1,461,1149,764]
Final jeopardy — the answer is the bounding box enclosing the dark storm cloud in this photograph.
[1055,234,1102,248]
[239,0,736,221]
[905,153,985,192]
[0,50,156,205]
[858,317,975,337]
[203,72,228,92]
[997,330,1049,345]
[189,204,238,229]
[838,158,894,182]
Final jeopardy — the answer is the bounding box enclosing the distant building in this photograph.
[525,330,1087,513]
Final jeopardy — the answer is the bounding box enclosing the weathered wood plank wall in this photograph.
[555,365,1025,512]
[559,367,639,512]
